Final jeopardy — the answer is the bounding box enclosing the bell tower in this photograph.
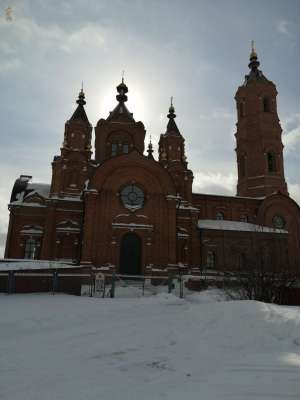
[235,43,288,198]
[94,79,146,163]
[158,99,193,202]
[50,88,92,197]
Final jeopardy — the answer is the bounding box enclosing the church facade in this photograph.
[4,49,300,275]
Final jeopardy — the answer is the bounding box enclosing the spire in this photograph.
[244,41,269,86]
[107,78,135,122]
[166,97,180,135]
[248,40,260,71]
[76,85,86,106]
[69,87,90,123]
[147,135,154,160]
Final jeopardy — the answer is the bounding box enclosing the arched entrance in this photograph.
[119,233,142,275]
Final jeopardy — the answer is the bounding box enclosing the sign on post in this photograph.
[94,273,105,297]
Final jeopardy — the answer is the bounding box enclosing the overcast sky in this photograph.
[0,0,300,256]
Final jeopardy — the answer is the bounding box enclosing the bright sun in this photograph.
[98,80,147,123]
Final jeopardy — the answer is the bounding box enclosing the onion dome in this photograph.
[166,97,181,135]
[107,78,134,122]
[244,41,269,86]
[116,78,128,103]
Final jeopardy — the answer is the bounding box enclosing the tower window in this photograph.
[216,212,224,220]
[263,97,271,112]
[267,152,276,173]
[24,238,38,259]
[111,143,117,156]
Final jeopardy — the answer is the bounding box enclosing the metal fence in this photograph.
[0,271,186,298]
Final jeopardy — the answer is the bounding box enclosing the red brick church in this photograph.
[4,47,300,275]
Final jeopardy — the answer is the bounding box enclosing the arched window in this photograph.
[263,97,271,112]
[111,143,117,156]
[123,143,129,154]
[267,152,276,173]
[24,238,38,259]
[107,131,133,158]
[206,251,216,269]
[239,155,246,177]
[216,212,224,220]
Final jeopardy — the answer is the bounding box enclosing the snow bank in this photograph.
[185,287,232,303]
[0,292,299,400]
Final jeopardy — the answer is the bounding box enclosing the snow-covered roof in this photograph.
[26,183,50,199]
[192,192,265,201]
[0,260,86,272]
[198,219,288,234]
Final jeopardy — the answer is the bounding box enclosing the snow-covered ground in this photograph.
[1,290,300,400]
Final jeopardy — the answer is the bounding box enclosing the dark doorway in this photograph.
[119,233,142,275]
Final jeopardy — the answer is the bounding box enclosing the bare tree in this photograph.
[229,248,298,304]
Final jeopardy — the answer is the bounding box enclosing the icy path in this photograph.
[0,292,300,400]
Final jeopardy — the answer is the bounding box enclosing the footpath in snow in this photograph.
[0,290,300,400]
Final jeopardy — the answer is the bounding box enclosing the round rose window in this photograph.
[121,185,144,210]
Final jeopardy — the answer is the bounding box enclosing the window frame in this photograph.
[24,238,38,259]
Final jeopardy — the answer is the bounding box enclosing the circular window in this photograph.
[121,185,144,210]
[272,215,286,229]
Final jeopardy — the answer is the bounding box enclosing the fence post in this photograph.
[179,272,184,299]
[8,271,15,294]
[110,270,116,298]
[102,276,106,298]
[142,277,145,296]
[168,274,174,294]
[52,271,58,295]
[90,272,94,297]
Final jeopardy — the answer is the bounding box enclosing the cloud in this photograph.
[282,113,300,154]
[277,20,291,35]
[0,58,21,72]
[193,172,236,196]
[0,14,106,58]
[283,126,300,153]
[0,233,6,258]
[0,185,9,258]
[287,182,300,206]
[197,108,234,121]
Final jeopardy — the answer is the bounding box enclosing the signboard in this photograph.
[94,272,105,297]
